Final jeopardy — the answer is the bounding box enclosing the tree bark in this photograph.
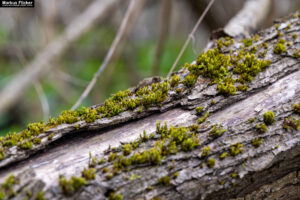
[0,12,299,200]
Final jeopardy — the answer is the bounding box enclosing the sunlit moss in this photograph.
[198,111,209,124]
[282,116,300,131]
[229,143,244,156]
[81,168,96,180]
[201,146,210,157]
[170,74,181,87]
[209,124,227,138]
[273,39,286,54]
[263,111,275,125]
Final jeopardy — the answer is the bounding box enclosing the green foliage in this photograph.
[263,111,275,125]
[182,73,197,87]
[122,143,133,156]
[242,38,253,47]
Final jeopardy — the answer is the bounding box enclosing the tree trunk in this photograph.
[0,12,299,200]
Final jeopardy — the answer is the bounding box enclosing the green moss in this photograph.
[183,73,197,87]
[242,38,253,47]
[122,143,133,156]
[81,168,96,180]
[219,152,228,160]
[59,176,86,195]
[189,124,200,132]
[32,138,41,145]
[293,102,300,114]
[282,116,300,131]
[237,84,248,91]
[158,176,170,186]
[249,118,255,123]
[263,111,275,125]
[109,193,123,200]
[231,173,237,178]
[217,82,236,96]
[198,111,209,124]
[195,106,204,115]
[229,143,244,156]
[170,74,181,87]
[209,124,227,138]
[108,152,117,162]
[173,172,179,179]
[256,123,268,133]
[48,133,55,141]
[35,191,46,200]
[201,146,210,157]
[252,138,263,147]
[19,141,32,150]
[181,135,199,151]
[273,39,286,54]
[293,49,300,59]
[207,158,215,168]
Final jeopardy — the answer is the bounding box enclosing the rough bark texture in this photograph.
[0,13,299,200]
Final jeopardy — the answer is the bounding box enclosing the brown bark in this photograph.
[0,12,299,200]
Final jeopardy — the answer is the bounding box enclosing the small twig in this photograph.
[152,0,172,76]
[167,0,215,77]
[56,70,89,87]
[34,82,50,120]
[71,0,146,110]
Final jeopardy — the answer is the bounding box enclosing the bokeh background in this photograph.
[0,0,299,135]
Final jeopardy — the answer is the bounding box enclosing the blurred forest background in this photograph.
[0,0,299,135]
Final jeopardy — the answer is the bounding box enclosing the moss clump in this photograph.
[242,38,253,47]
[109,193,123,200]
[108,152,117,162]
[81,168,96,180]
[263,111,275,125]
[252,138,263,147]
[158,176,170,186]
[282,116,300,131]
[35,191,46,200]
[201,146,210,157]
[256,123,268,133]
[195,106,204,115]
[207,158,215,168]
[209,124,226,138]
[173,172,179,179]
[237,84,248,91]
[121,143,133,156]
[273,39,286,54]
[183,73,197,88]
[59,176,86,195]
[198,111,209,124]
[293,102,300,114]
[229,143,244,156]
[231,173,238,178]
[170,74,181,87]
[249,118,255,123]
[19,141,32,150]
[219,152,228,160]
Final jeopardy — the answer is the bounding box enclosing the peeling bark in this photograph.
[0,12,299,200]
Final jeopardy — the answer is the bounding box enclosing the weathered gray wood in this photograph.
[0,12,299,200]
